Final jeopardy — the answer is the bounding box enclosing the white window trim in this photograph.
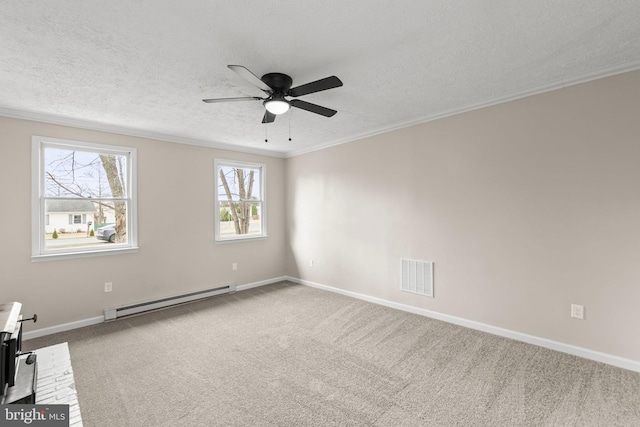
[31,136,139,261]
[214,158,267,243]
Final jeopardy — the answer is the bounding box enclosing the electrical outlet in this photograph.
[570,304,584,319]
[232,263,237,271]
[104,282,113,293]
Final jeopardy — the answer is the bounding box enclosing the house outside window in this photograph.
[214,159,266,242]
[32,136,138,260]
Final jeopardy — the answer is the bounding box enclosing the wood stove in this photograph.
[1,302,38,404]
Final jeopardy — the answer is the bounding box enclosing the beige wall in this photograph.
[1,117,286,330]
[3,70,639,363]
[285,70,640,361]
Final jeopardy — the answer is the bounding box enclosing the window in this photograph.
[32,136,138,259]
[70,214,84,225]
[214,159,266,241]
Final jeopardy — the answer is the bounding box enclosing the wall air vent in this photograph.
[401,258,433,297]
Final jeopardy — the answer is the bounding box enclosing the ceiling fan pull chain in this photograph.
[264,123,268,143]
[289,111,292,142]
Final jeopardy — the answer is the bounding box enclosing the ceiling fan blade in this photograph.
[228,65,272,92]
[262,111,276,123]
[289,99,337,117]
[289,76,343,97]
[202,96,263,103]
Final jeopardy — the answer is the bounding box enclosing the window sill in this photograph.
[31,246,139,262]
[215,235,268,244]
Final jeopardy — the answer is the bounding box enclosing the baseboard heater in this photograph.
[104,284,236,321]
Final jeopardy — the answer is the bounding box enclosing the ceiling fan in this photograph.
[203,65,343,123]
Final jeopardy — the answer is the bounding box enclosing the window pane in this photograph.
[44,199,127,249]
[217,166,261,202]
[218,201,262,238]
[44,147,127,198]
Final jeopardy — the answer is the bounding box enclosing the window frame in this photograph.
[214,158,267,243]
[31,136,138,261]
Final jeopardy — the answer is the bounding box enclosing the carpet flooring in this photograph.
[24,281,640,426]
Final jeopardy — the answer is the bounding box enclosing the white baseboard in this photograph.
[235,276,289,292]
[285,276,640,373]
[23,276,288,341]
[23,316,104,341]
[25,275,636,373]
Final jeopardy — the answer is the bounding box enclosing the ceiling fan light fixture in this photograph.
[264,97,290,115]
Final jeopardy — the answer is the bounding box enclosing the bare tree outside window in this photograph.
[98,154,127,243]
[216,160,265,240]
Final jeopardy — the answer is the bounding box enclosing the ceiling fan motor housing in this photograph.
[261,73,293,94]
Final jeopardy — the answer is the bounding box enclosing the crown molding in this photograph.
[0,107,286,159]
[283,60,640,158]
[3,59,639,160]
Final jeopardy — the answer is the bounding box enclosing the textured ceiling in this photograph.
[1,1,640,157]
